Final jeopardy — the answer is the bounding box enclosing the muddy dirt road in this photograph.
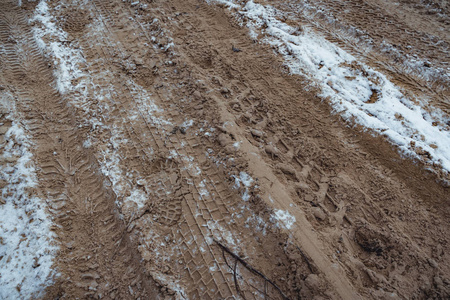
[0,0,449,299]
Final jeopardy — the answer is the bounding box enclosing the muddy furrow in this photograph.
[0,2,159,299]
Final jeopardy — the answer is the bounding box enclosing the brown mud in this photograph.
[0,0,449,299]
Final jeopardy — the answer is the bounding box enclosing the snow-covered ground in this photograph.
[0,94,57,299]
[207,0,450,174]
[278,0,449,91]
[30,1,193,296]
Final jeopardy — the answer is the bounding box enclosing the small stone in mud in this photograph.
[217,133,231,147]
[232,45,241,52]
[265,144,280,157]
[220,87,230,94]
[250,128,265,138]
[304,194,315,202]
[434,276,444,288]
[428,258,438,268]
[278,163,297,177]
[355,226,386,255]
[192,90,202,100]
[312,207,326,221]
[224,144,236,154]
[305,274,321,290]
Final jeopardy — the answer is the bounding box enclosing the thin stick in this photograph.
[295,245,315,273]
[214,239,289,300]
[233,257,246,299]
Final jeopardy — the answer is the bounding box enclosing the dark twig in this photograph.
[295,245,315,273]
[234,257,245,299]
[264,280,268,300]
[214,239,289,300]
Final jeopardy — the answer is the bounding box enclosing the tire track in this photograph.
[52,0,309,298]
[76,2,251,296]
[157,0,450,298]
[0,3,159,299]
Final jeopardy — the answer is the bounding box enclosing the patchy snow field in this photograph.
[2,0,449,298]
[0,96,57,298]
[208,0,450,173]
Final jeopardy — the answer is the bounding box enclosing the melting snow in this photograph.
[0,119,57,298]
[273,209,296,230]
[31,0,173,211]
[208,0,450,173]
[32,1,87,96]
[232,171,254,201]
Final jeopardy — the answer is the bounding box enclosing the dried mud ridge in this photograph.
[1,0,449,299]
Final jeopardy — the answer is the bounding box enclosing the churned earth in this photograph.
[0,0,449,299]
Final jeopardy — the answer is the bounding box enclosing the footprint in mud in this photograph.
[124,156,186,226]
[62,8,89,36]
[354,224,398,258]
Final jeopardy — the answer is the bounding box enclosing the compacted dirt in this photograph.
[0,0,449,299]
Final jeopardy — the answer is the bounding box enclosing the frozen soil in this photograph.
[0,0,449,299]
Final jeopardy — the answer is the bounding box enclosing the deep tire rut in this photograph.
[0,2,158,299]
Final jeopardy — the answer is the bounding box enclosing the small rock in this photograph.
[305,274,321,290]
[304,194,315,202]
[428,258,438,268]
[250,129,265,138]
[312,207,326,221]
[434,276,444,288]
[278,163,297,177]
[192,90,202,101]
[220,87,230,94]
[217,133,231,147]
[32,257,40,268]
[224,145,236,154]
[265,144,280,157]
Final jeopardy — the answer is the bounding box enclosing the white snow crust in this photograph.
[208,0,450,173]
[0,113,57,298]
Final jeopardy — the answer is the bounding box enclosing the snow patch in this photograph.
[32,1,88,96]
[0,120,57,298]
[273,209,296,230]
[232,172,254,201]
[208,0,450,173]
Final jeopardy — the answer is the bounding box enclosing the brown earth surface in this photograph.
[0,0,449,299]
